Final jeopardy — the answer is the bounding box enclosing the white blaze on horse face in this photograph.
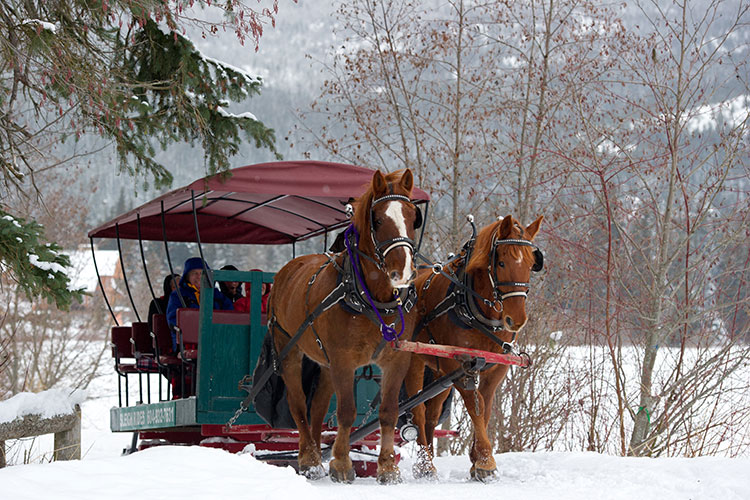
[384,201,413,288]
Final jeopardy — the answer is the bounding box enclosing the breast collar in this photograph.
[339,252,417,320]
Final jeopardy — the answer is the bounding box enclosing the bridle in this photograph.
[367,194,417,272]
[487,234,544,306]
[411,218,544,354]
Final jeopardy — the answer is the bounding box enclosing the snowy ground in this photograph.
[1,372,749,499]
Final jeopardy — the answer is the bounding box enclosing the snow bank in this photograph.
[0,446,748,500]
[1,371,748,500]
[0,389,87,424]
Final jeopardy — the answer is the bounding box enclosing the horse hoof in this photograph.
[329,465,356,483]
[376,469,403,485]
[470,466,498,483]
[412,462,438,480]
[300,464,326,480]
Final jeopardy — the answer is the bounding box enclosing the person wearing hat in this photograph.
[165,257,233,398]
[166,257,233,350]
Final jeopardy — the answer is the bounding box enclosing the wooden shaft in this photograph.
[394,340,530,368]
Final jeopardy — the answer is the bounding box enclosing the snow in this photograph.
[200,53,262,85]
[687,95,750,133]
[0,370,748,499]
[3,214,22,228]
[216,106,258,121]
[21,19,60,33]
[0,388,87,424]
[0,442,748,499]
[28,253,69,276]
[68,249,119,293]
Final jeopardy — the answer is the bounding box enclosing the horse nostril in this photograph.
[505,317,514,328]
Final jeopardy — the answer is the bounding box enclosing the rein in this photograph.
[345,224,406,342]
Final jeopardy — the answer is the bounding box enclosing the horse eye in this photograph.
[498,261,505,268]
[374,219,383,228]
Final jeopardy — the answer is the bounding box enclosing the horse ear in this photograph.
[400,168,414,194]
[498,214,514,238]
[373,170,388,196]
[525,215,544,240]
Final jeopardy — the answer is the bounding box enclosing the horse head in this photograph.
[352,169,418,291]
[466,214,544,333]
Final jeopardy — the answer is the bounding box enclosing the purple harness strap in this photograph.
[344,224,405,342]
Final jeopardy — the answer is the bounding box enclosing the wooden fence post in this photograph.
[54,404,81,462]
[0,406,82,466]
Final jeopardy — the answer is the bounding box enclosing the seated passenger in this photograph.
[148,273,180,332]
[218,264,243,303]
[234,269,271,314]
[166,257,233,351]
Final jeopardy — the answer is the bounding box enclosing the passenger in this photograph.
[147,273,180,332]
[166,257,234,351]
[234,269,271,314]
[166,258,233,399]
[218,264,243,303]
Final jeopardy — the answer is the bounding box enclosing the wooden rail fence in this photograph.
[0,405,81,468]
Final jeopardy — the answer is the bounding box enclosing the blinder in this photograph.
[414,206,423,230]
[532,248,544,273]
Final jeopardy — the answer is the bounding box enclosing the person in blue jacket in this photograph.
[166,257,233,351]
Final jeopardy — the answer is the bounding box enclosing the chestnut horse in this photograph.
[404,214,543,481]
[268,169,419,484]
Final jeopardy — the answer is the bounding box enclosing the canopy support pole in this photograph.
[116,223,141,322]
[416,201,429,254]
[191,190,213,288]
[292,241,296,260]
[162,201,186,308]
[137,214,161,315]
[90,237,119,326]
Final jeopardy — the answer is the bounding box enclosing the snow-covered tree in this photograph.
[0,0,282,308]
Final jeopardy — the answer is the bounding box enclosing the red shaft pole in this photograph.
[394,340,530,368]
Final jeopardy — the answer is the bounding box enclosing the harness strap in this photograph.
[307,261,334,365]
[413,262,516,355]
[415,250,497,309]
[379,239,415,256]
[237,280,347,411]
[411,291,458,341]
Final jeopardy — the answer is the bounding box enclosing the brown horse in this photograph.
[404,214,543,481]
[268,169,420,484]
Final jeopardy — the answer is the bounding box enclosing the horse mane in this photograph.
[465,216,535,274]
[351,170,412,235]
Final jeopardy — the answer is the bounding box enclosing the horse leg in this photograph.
[309,367,334,463]
[279,351,322,478]
[328,362,357,483]
[467,365,508,482]
[375,353,411,484]
[403,358,436,479]
[452,384,496,482]
[424,387,452,455]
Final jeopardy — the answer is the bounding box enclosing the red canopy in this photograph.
[88,161,430,245]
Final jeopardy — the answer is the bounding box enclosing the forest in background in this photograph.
[1,0,749,459]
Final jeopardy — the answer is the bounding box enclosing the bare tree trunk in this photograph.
[628,0,688,457]
[451,0,465,249]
